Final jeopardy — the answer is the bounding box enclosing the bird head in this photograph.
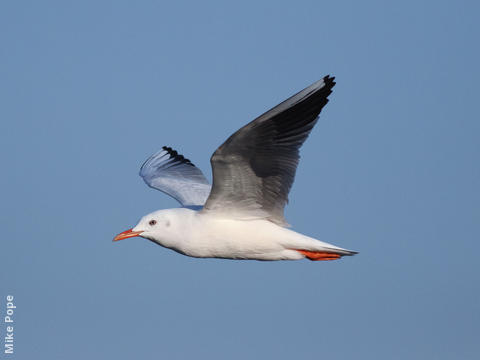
[113,208,189,249]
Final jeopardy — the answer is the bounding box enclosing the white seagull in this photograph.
[114,76,357,261]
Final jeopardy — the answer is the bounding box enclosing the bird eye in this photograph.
[149,220,157,226]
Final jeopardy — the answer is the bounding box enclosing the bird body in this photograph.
[129,208,353,261]
[114,76,358,261]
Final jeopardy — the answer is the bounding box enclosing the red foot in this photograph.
[296,249,341,261]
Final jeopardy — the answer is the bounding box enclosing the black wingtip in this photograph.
[162,146,196,167]
[323,75,336,90]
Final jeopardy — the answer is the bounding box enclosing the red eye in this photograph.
[149,220,157,226]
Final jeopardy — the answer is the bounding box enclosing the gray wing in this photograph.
[203,76,336,226]
[140,146,211,207]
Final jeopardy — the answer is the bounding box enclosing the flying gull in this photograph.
[114,76,357,261]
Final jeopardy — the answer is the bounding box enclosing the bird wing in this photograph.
[202,76,336,226]
[139,146,211,207]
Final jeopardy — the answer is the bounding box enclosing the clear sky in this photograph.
[1,1,479,359]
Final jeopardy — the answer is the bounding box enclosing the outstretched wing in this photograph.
[203,76,336,226]
[140,146,211,207]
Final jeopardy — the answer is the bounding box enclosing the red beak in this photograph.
[113,228,143,241]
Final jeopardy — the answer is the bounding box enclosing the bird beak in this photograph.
[113,228,143,241]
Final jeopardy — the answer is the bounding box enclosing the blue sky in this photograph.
[1,1,479,359]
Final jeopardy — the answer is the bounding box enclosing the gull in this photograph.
[114,76,357,261]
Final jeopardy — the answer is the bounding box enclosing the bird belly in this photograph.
[181,217,303,261]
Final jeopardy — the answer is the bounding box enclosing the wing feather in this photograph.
[203,76,336,225]
[140,146,211,207]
